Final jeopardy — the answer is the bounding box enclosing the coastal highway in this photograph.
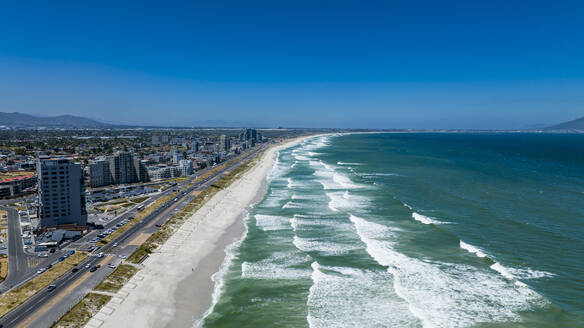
[0,145,266,328]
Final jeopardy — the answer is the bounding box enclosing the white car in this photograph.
[97,252,104,258]
[108,263,116,269]
[113,242,119,247]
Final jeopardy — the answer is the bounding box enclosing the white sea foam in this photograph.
[283,201,303,209]
[255,214,292,231]
[359,173,399,178]
[293,236,357,255]
[241,251,311,280]
[412,212,447,225]
[293,153,311,161]
[198,215,250,326]
[291,193,310,200]
[337,161,363,166]
[267,152,288,181]
[403,203,414,210]
[490,262,515,280]
[350,215,547,328]
[326,191,366,212]
[307,261,418,328]
[333,172,363,189]
[291,161,298,168]
[310,160,365,190]
[490,262,555,280]
[261,188,289,208]
[290,214,354,232]
[460,241,488,258]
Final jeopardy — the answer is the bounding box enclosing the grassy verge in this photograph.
[0,252,87,317]
[0,256,7,280]
[131,196,149,204]
[51,265,138,327]
[51,293,111,328]
[94,265,138,293]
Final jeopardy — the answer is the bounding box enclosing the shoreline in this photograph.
[91,135,319,328]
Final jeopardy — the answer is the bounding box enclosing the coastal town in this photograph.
[0,127,305,327]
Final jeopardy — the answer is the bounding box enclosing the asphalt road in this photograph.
[0,146,265,328]
[0,207,34,292]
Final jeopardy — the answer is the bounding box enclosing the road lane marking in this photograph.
[16,256,113,328]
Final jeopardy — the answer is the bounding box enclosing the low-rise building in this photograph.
[0,174,36,198]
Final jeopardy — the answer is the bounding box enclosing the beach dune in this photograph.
[89,136,312,328]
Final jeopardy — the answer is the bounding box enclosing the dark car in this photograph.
[72,268,79,273]
[89,266,98,272]
[47,284,56,292]
[46,264,52,270]
[49,248,56,253]
[155,224,162,227]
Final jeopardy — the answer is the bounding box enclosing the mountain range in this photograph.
[546,116,584,131]
[0,112,115,129]
[0,111,582,130]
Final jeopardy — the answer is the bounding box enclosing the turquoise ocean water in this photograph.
[203,133,584,328]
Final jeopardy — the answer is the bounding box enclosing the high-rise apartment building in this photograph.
[88,152,150,188]
[179,159,194,176]
[109,152,136,185]
[220,135,230,151]
[88,159,112,188]
[191,141,199,152]
[37,158,87,228]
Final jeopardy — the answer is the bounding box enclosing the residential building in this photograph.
[191,141,199,152]
[37,158,87,228]
[109,152,135,184]
[88,159,112,188]
[172,152,183,164]
[89,152,149,188]
[0,174,36,198]
[220,135,230,151]
[179,159,194,176]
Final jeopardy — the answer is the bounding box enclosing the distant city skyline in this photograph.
[1,1,583,129]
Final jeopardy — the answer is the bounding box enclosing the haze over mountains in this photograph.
[0,111,582,130]
[546,116,584,131]
[0,112,114,129]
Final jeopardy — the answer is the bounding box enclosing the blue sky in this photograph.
[0,1,583,128]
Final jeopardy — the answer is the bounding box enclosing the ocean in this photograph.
[202,133,584,328]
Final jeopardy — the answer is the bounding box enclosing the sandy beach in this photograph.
[88,135,315,328]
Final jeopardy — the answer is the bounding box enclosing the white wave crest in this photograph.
[241,252,311,280]
[350,215,548,328]
[490,262,555,280]
[307,261,418,328]
[198,215,250,326]
[293,236,357,255]
[255,214,292,231]
[337,161,363,166]
[460,241,488,258]
[412,212,447,225]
